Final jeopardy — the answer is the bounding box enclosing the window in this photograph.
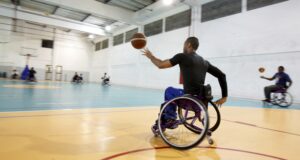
[247,0,288,11]
[113,33,124,46]
[201,0,242,22]
[165,10,191,32]
[41,39,54,48]
[102,39,109,49]
[144,19,163,37]
[95,42,101,51]
[125,28,138,43]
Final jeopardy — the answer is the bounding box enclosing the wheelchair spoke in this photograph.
[191,116,197,125]
[184,109,189,118]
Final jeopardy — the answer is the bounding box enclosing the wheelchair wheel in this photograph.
[207,100,221,131]
[178,100,220,133]
[270,93,279,105]
[158,95,209,150]
[274,92,293,107]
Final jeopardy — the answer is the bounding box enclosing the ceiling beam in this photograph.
[51,6,59,15]
[104,0,111,4]
[11,0,20,6]
[182,0,215,6]
[81,14,91,22]
[36,0,137,25]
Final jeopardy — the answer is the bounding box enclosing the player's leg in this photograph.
[152,87,184,135]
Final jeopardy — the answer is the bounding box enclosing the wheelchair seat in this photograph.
[273,87,287,93]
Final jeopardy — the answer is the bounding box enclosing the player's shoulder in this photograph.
[172,53,186,59]
[175,53,185,56]
[283,72,290,77]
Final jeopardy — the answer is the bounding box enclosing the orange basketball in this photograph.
[131,33,147,49]
[258,67,265,73]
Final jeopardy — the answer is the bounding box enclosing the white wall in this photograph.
[194,0,300,102]
[90,27,189,89]
[91,0,300,102]
[0,17,93,81]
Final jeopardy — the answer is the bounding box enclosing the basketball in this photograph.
[258,67,265,73]
[131,33,147,49]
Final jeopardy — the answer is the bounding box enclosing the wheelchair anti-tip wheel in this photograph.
[158,95,209,150]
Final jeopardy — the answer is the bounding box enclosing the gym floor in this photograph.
[0,79,299,160]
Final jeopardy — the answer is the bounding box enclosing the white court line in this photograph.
[0,106,159,113]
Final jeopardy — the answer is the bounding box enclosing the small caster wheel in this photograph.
[208,138,214,145]
[154,133,159,137]
[151,125,159,137]
[207,131,212,136]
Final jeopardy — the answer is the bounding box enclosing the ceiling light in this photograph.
[105,26,112,31]
[88,34,95,39]
[162,0,174,5]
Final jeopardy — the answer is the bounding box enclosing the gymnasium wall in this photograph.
[91,0,300,102]
[193,0,300,102]
[0,17,92,81]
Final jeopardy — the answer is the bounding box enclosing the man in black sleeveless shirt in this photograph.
[141,37,228,132]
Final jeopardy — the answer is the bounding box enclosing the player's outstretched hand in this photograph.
[141,48,153,59]
[215,97,227,107]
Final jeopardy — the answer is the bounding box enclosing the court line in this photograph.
[221,118,300,137]
[0,107,299,137]
[0,107,157,118]
[100,146,287,160]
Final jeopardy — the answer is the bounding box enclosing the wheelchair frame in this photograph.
[155,85,221,150]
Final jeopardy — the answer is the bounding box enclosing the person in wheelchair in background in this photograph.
[11,69,19,79]
[261,66,292,103]
[141,37,228,134]
[27,67,37,82]
[72,72,83,84]
[101,73,110,85]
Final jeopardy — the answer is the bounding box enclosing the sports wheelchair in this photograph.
[267,88,293,107]
[153,85,221,150]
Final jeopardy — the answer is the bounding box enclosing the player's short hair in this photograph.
[279,66,284,70]
[186,37,199,50]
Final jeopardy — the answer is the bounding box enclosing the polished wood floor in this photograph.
[0,106,299,160]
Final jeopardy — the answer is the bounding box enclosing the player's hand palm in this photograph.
[215,97,227,107]
[141,48,152,58]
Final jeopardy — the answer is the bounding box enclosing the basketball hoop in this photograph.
[19,47,38,65]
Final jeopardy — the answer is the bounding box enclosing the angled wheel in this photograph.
[277,92,293,107]
[271,93,279,105]
[158,95,209,150]
[178,100,220,133]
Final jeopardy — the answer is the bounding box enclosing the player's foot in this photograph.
[262,99,271,103]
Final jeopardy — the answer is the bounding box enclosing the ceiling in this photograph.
[0,0,204,36]
[0,0,119,27]
[96,0,157,12]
